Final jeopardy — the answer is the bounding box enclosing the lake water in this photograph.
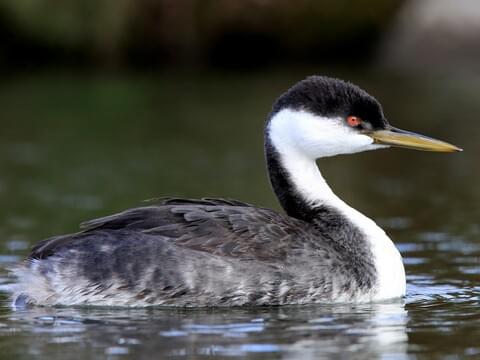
[0,69,478,359]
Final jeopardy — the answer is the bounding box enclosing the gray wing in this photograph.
[29,198,316,261]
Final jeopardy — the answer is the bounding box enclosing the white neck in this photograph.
[271,131,381,237]
[267,109,406,301]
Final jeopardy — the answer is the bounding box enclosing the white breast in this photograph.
[370,231,406,301]
[340,205,406,300]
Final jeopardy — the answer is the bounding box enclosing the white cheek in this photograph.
[269,109,384,159]
[299,125,374,157]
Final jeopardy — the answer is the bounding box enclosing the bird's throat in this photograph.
[265,138,342,223]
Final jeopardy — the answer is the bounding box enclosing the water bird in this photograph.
[11,76,461,307]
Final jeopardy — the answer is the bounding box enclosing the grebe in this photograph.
[11,76,461,307]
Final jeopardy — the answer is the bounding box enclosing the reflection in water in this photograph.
[283,303,408,360]
[0,71,479,359]
[2,301,408,359]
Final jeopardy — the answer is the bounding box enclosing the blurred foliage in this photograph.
[0,0,403,68]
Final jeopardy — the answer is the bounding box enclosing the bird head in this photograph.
[267,76,461,159]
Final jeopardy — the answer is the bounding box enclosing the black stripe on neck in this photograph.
[264,137,320,222]
[264,135,360,231]
[265,136,377,290]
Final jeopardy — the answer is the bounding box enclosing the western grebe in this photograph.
[11,76,461,307]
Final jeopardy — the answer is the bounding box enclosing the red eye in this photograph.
[347,116,362,127]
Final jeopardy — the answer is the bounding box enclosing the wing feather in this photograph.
[29,198,313,262]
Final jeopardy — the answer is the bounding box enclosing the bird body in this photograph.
[11,76,460,307]
[13,198,401,306]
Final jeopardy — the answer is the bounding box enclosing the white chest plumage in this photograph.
[341,205,406,300]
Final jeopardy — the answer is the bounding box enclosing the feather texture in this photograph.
[14,198,377,306]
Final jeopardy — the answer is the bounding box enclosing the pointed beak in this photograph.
[368,127,462,152]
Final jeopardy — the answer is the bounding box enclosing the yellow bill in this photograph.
[369,127,462,152]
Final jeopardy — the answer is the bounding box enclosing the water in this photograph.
[0,69,478,359]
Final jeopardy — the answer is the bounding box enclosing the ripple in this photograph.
[5,240,29,252]
[0,255,20,264]
[197,343,281,356]
[397,242,423,253]
[181,322,265,335]
[159,330,188,337]
[403,257,426,265]
[105,347,129,355]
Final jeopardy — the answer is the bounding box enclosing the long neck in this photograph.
[265,137,343,222]
[264,135,382,240]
